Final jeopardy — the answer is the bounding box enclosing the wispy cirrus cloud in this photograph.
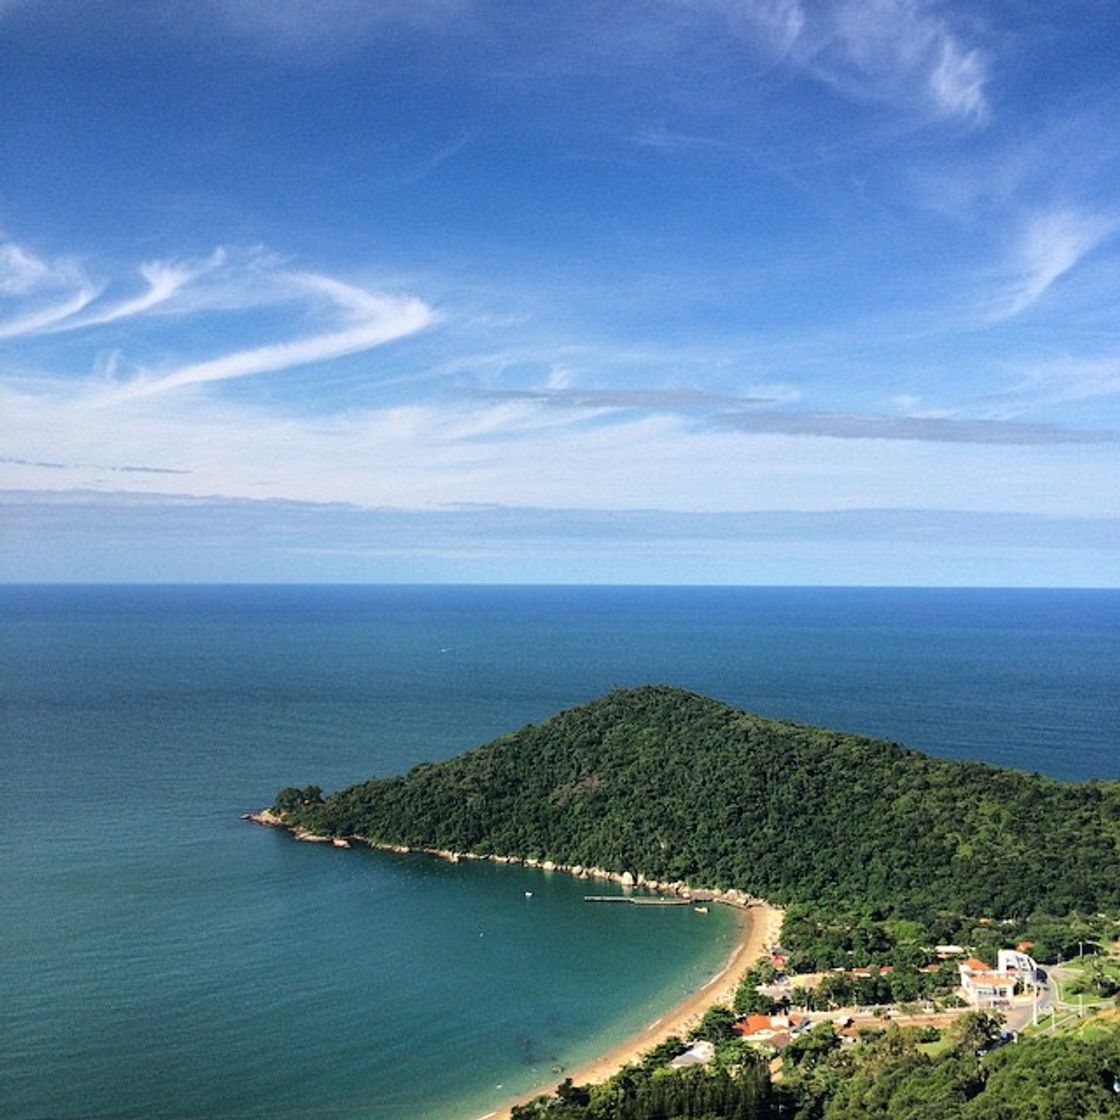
[729,0,989,123]
[464,386,774,411]
[0,286,104,339]
[630,127,733,153]
[0,236,102,337]
[0,241,54,293]
[0,235,438,401]
[101,277,435,403]
[977,355,1120,415]
[48,250,227,333]
[466,378,1120,447]
[989,209,1117,321]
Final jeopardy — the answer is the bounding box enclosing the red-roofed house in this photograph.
[735,1014,805,1042]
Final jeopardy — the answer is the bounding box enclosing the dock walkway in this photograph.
[583,895,693,906]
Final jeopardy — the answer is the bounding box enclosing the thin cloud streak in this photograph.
[101,291,436,402]
[630,127,733,152]
[0,239,227,337]
[0,241,51,293]
[716,410,1120,445]
[0,236,439,401]
[49,252,225,332]
[0,455,190,475]
[0,285,103,339]
[465,386,774,410]
[991,209,1117,321]
[731,0,990,123]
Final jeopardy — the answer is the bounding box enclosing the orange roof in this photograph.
[1016,941,1034,952]
[736,1014,789,1037]
[737,1015,774,1036]
[962,957,991,971]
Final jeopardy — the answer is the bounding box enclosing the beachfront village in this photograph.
[672,913,1120,1075]
[513,903,1120,1120]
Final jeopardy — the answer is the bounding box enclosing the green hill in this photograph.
[277,685,1120,919]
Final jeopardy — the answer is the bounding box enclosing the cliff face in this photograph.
[273,685,1120,919]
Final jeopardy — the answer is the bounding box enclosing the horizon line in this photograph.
[2,581,1117,592]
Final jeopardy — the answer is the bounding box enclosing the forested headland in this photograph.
[267,685,1120,1119]
[273,685,1120,922]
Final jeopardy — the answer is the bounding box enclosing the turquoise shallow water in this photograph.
[1,585,1117,1119]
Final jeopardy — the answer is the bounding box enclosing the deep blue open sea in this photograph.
[2,585,1118,1120]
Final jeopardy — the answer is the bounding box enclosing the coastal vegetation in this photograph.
[513,1050,774,1120]
[780,904,1118,972]
[276,686,1120,922]
[267,685,1120,1117]
[512,1012,1120,1120]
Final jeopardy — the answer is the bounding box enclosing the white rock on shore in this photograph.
[244,811,755,910]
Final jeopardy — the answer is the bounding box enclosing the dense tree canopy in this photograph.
[271,686,1120,1120]
[278,686,1120,920]
[512,1014,1120,1120]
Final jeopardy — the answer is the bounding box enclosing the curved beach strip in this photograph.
[247,810,782,1118]
[487,900,783,1120]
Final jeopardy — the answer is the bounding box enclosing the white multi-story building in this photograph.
[958,957,1019,1006]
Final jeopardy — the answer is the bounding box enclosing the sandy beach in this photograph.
[486,900,783,1120]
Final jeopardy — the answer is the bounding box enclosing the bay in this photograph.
[2,585,1117,1119]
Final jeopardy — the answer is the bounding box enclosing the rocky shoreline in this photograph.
[245,809,761,909]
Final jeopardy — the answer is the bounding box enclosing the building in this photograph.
[669,1040,715,1068]
[735,1013,807,1042]
[997,948,1040,982]
[958,956,1020,1006]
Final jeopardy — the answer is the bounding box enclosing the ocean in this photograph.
[2,585,1117,1119]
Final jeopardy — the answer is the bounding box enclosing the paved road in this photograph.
[1003,966,1111,1033]
[1002,975,1051,1033]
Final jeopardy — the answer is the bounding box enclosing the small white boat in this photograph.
[524,891,534,898]
[693,905,709,914]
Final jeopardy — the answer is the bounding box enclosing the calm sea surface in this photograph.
[2,585,1118,1119]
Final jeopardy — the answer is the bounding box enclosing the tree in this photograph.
[272,784,324,813]
[690,1005,738,1044]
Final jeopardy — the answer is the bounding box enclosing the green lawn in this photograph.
[915,1036,954,1058]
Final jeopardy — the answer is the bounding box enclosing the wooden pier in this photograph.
[583,895,692,906]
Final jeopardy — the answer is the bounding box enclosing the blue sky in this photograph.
[1,1,1118,584]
